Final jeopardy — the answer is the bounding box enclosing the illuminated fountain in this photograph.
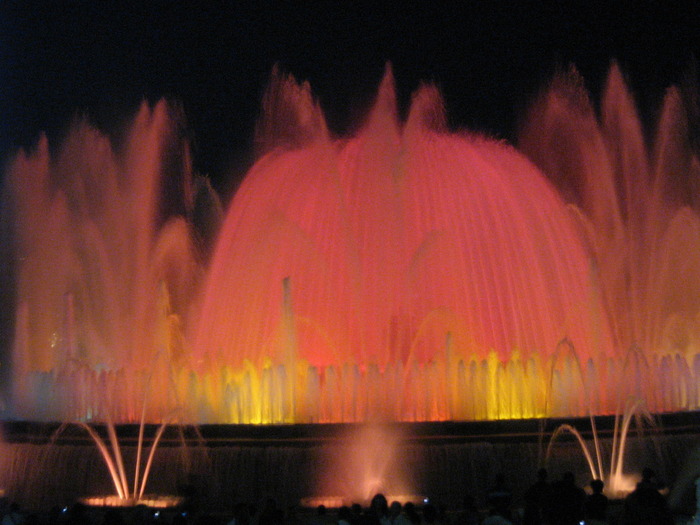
[545,398,657,497]
[2,101,206,508]
[2,68,609,424]
[188,64,700,425]
[6,101,206,423]
[190,67,618,424]
[307,424,417,507]
[524,63,700,495]
[1,62,700,507]
[520,64,700,395]
[58,420,184,508]
[48,354,191,508]
[8,65,699,425]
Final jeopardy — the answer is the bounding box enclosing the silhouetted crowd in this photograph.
[0,467,681,525]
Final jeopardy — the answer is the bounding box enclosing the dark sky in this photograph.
[0,1,698,200]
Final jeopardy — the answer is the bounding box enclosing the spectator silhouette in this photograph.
[401,503,421,525]
[349,504,363,525]
[388,502,411,525]
[549,471,585,525]
[486,473,512,521]
[523,468,551,525]
[584,479,608,525]
[621,468,673,525]
[308,505,331,525]
[366,494,389,525]
[338,506,353,525]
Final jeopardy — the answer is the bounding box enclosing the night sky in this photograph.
[0,2,698,200]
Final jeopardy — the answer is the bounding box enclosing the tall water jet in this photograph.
[312,424,414,506]
[520,63,700,414]
[4,101,207,422]
[521,63,700,497]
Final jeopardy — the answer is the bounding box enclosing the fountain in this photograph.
[545,398,657,497]
[4,101,208,423]
[48,361,191,509]
[7,64,700,425]
[63,421,184,508]
[1,62,699,509]
[309,424,416,507]
[190,67,616,424]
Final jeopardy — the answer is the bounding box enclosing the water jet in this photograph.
[1,62,699,510]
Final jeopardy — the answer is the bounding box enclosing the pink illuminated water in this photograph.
[4,64,700,425]
[195,71,611,368]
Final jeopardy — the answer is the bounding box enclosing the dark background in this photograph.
[0,1,698,200]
